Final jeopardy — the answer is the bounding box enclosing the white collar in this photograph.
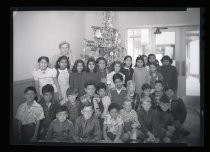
[58,68,68,73]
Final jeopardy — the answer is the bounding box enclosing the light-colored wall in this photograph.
[13,8,200,82]
[13,11,85,81]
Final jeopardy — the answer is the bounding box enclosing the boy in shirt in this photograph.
[110,73,127,109]
[74,102,102,143]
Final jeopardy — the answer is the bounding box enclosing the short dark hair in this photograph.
[96,57,108,67]
[161,55,173,64]
[38,56,49,63]
[142,83,152,91]
[24,86,38,101]
[96,82,107,92]
[113,73,123,82]
[155,80,163,85]
[134,56,145,67]
[80,102,93,111]
[164,86,175,92]
[72,59,85,73]
[148,54,156,59]
[110,60,122,71]
[84,80,96,89]
[149,62,158,67]
[55,55,70,69]
[66,88,78,96]
[86,58,97,73]
[42,84,54,94]
[56,105,68,114]
[108,103,120,112]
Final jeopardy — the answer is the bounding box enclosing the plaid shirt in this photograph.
[119,109,140,126]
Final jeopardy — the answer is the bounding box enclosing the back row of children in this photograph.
[16,50,189,143]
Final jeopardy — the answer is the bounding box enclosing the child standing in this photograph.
[148,54,161,72]
[96,57,108,84]
[15,86,45,143]
[81,58,99,95]
[107,60,125,89]
[137,96,162,143]
[64,88,81,126]
[160,55,178,92]
[126,80,140,111]
[120,100,143,142]
[45,105,75,142]
[150,80,169,109]
[110,73,127,109]
[149,63,163,90]
[74,102,102,143]
[120,56,134,88]
[32,56,62,101]
[141,55,149,70]
[55,56,71,105]
[69,59,86,98]
[165,87,187,125]
[38,84,59,140]
[103,103,123,143]
[132,56,150,96]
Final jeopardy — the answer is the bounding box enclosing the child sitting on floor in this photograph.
[74,102,102,143]
[120,100,143,143]
[64,88,81,125]
[103,103,123,143]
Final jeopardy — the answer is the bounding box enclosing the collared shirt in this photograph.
[32,67,57,94]
[110,87,127,107]
[119,109,140,126]
[104,114,124,135]
[15,100,45,125]
[46,119,74,142]
[74,116,102,142]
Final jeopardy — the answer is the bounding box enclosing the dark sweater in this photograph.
[121,67,134,88]
[69,72,85,97]
[150,91,169,109]
[160,65,178,91]
[170,97,187,124]
[110,87,127,108]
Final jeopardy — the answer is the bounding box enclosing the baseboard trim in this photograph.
[13,78,34,86]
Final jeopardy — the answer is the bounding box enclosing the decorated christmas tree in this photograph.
[81,11,127,67]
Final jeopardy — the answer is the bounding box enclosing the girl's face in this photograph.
[143,57,148,64]
[114,63,121,72]
[149,56,156,63]
[98,60,106,70]
[82,106,93,120]
[162,60,170,66]
[24,90,36,102]
[123,101,132,112]
[56,111,68,122]
[165,89,175,99]
[109,108,118,120]
[88,61,95,72]
[98,88,106,98]
[77,63,83,73]
[128,84,135,94]
[67,94,78,104]
[136,59,144,68]
[125,57,132,67]
[141,101,152,112]
[60,44,69,56]
[58,59,68,70]
[149,65,157,73]
[39,59,48,71]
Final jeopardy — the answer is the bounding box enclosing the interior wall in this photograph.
[13,11,85,81]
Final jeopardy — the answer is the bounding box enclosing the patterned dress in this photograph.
[57,68,70,105]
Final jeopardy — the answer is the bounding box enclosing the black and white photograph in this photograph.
[11,8,203,146]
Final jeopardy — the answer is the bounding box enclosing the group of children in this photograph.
[15,42,189,144]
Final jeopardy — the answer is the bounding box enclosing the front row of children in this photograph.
[15,74,189,143]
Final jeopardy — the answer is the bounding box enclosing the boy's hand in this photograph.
[148,132,156,141]
[105,137,112,143]
[30,136,37,142]
[101,78,107,83]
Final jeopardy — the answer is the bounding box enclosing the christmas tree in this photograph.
[81,11,127,67]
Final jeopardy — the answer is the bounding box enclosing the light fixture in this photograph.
[154,27,168,34]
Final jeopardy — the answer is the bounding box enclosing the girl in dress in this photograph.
[132,56,150,95]
[149,62,163,90]
[96,57,109,84]
[141,55,149,70]
[32,56,62,101]
[120,56,134,88]
[55,56,71,105]
[69,59,86,98]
